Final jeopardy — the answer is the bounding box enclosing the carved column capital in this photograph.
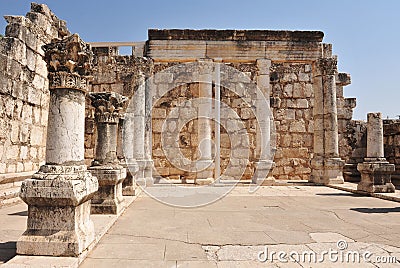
[89,92,128,123]
[43,33,93,91]
[314,57,337,76]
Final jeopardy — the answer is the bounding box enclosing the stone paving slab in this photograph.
[1,194,139,267]
[2,186,400,267]
[80,186,400,267]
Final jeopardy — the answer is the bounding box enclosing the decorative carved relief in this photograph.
[89,92,128,123]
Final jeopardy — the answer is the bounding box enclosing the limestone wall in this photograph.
[0,3,69,194]
[86,30,361,180]
[86,51,152,166]
[383,119,400,185]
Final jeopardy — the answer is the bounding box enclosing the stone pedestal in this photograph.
[122,161,139,195]
[135,159,154,186]
[18,165,98,257]
[253,160,275,185]
[89,92,128,214]
[195,159,215,185]
[121,115,139,195]
[310,58,344,185]
[89,166,126,214]
[17,34,98,257]
[357,113,395,193]
[357,162,395,193]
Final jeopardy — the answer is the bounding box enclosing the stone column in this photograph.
[121,115,139,196]
[357,113,395,193]
[254,58,275,185]
[196,59,214,185]
[132,73,153,185]
[88,92,128,214]
[310,57,345,184]
[17,34,98,257]
[144,78,154,180]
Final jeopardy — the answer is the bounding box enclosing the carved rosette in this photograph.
[315,57,337,76]
[43,33,93,92]
[89,92,128,123]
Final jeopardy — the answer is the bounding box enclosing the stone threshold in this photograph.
[3,189,142,268]
[328,182,400,203]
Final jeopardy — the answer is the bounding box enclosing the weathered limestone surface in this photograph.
[310,57,345,185]
[17,34,98,257]
[357,113,395,193]
[147,29,325,62]
[89,92,127,214]
[195,59,214,185]
[87,55,153,188]
[383,119,400,186]
[254,58,275,185]
[88,30,356,183]
[0,3,70,178]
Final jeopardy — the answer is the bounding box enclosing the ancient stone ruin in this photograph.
[0,2,398,259]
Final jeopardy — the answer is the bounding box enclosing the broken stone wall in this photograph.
[0,3,70,201]
[383,119,400,186]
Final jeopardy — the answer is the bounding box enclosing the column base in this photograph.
[310,157,345,185]
[17,165,98,257]
[89,165,126,215]
[122,161,139,196]
[195,160,214,185]
[357,161,395,193]
[252,160,275,185]
[135,159,154,186]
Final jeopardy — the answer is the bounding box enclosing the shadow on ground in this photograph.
[351,207,400,213]
[8,211,28,216]
[0,241,16,263]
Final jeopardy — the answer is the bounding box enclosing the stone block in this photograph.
[152,108,167,118]
[289,120,306,133]
[296,99,309,109]
[7,145,19,159]
[283,84,293,97]
[17,165,98,257]
[0,37,27,66]
[26,47,36,71]
[30,126,43,146]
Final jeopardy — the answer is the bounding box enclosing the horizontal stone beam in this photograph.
[148,29,324,42]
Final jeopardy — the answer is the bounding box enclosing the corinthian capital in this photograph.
[43,33,93,76]
[89,92,128,123]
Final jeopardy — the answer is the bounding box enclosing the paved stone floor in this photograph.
[80,186,400,267]
[1,186,400,267]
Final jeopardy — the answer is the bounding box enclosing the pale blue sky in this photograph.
[1,0,399,120]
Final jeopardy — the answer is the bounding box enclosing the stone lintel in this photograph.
[148,29,324,42]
